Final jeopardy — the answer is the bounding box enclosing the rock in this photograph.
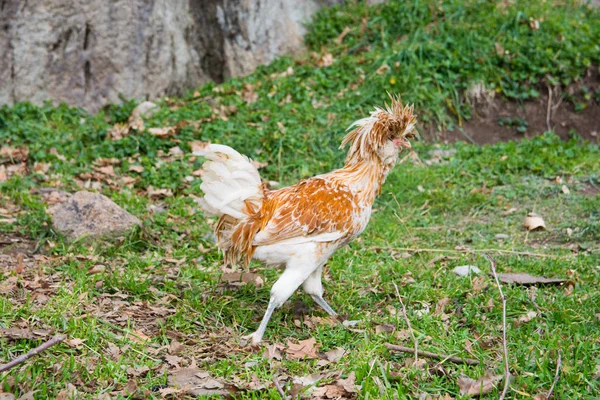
[0,0,343,112]
[495,233,509,240]
[50,191,141,240]
[453,265,482,277]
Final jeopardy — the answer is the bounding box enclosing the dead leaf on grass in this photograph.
[168,367,236,397]
[87,264,106,275]
[433,297,451,316]
[148,127,176,138]
[517,310,537,324]
[458,374,503,397]
[263,343,285,360]
[242,83,259,104]
[524,212,546,231]
[317,347,346,367]
[286,337,320,359]
[66,338,86,349]
[169,340,185,355]
[128,165,144,173]
[56,384,79,400]
[318,53,335,67]
[221,272,264,288]
[165,354,183,368]
[496,273,566,285]
[334,26,351,44]
[0,328,51,340]
[0,393,15,400]
[147,186,173,198]
[0,146,29,163]
[375,324,395,334]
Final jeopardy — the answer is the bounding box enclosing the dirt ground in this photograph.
[429,69,599,145]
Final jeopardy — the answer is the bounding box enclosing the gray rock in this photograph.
[0,0,342,112]
[452,265,482,277]
[495,233,509,240]
[50,191,141,240]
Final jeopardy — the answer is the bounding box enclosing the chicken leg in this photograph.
[243,258,318,344]
[303,266,337,316]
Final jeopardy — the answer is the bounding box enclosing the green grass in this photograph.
[1,0,600,398]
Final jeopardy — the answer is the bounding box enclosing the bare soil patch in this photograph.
[428,69,599,145]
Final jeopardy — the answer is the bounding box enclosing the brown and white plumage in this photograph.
[195,96,417,344]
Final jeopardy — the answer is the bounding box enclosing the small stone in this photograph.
[495,234,509,240]
[50,191,141,240]
[453,265,482,277]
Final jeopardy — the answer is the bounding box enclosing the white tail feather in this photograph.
[194,144,264,219]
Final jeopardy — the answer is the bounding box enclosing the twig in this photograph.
[546,86,553,132]
[272,378,289,400]
[0,334,66,373]
[392,283,418,364]
[384,343,480,366]
[486,254,510,400]
[546,351,562,399]
[369,246,556,258]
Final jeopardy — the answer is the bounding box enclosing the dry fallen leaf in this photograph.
[0,146,29,163]
[434,297,451,316]
[317,347,346,366]
[129,165,144,173]
[169,340,185,355]
[0,327,51,340]
[375,324,395,334]
[286,337,320,359]
[56,384,78,400]
[334,26,351,44]
[263,343,284,360]
[458,374,503,396]
[524,212,546,231]
[517,310,537,324]
[168,367,235,397]
[221,272,264,288]
[0,393,15,400]
[87,264,106,275]
[496,273,566,285]
[148,126,176,137]
[318,53,335,67]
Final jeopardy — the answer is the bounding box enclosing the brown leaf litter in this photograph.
[458,374,503,397]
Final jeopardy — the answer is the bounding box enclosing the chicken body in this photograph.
[195,97,416,344]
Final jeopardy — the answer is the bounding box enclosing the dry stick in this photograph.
[384,343,480,366]
[272,378,288,400]
[370,246,555,258]
[392,282,418,364]
[0,334,66,373]
[546,86,553,132]
[486,254,510,400]
[546,351,562,399]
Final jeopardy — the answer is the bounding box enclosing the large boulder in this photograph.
[50,191,141,240]
[0,0,342,112]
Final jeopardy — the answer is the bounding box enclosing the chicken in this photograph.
[194,96,417,344]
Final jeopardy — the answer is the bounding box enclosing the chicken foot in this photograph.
[243,259,319,344]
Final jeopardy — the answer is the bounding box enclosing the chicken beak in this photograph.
[393,136,411,150]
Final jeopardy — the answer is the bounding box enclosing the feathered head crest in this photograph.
[341,94,417,163]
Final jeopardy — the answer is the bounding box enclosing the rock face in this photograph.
[0,0,341,112]
[50,191,141,240]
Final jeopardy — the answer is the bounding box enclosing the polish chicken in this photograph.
[195,97,417,344]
